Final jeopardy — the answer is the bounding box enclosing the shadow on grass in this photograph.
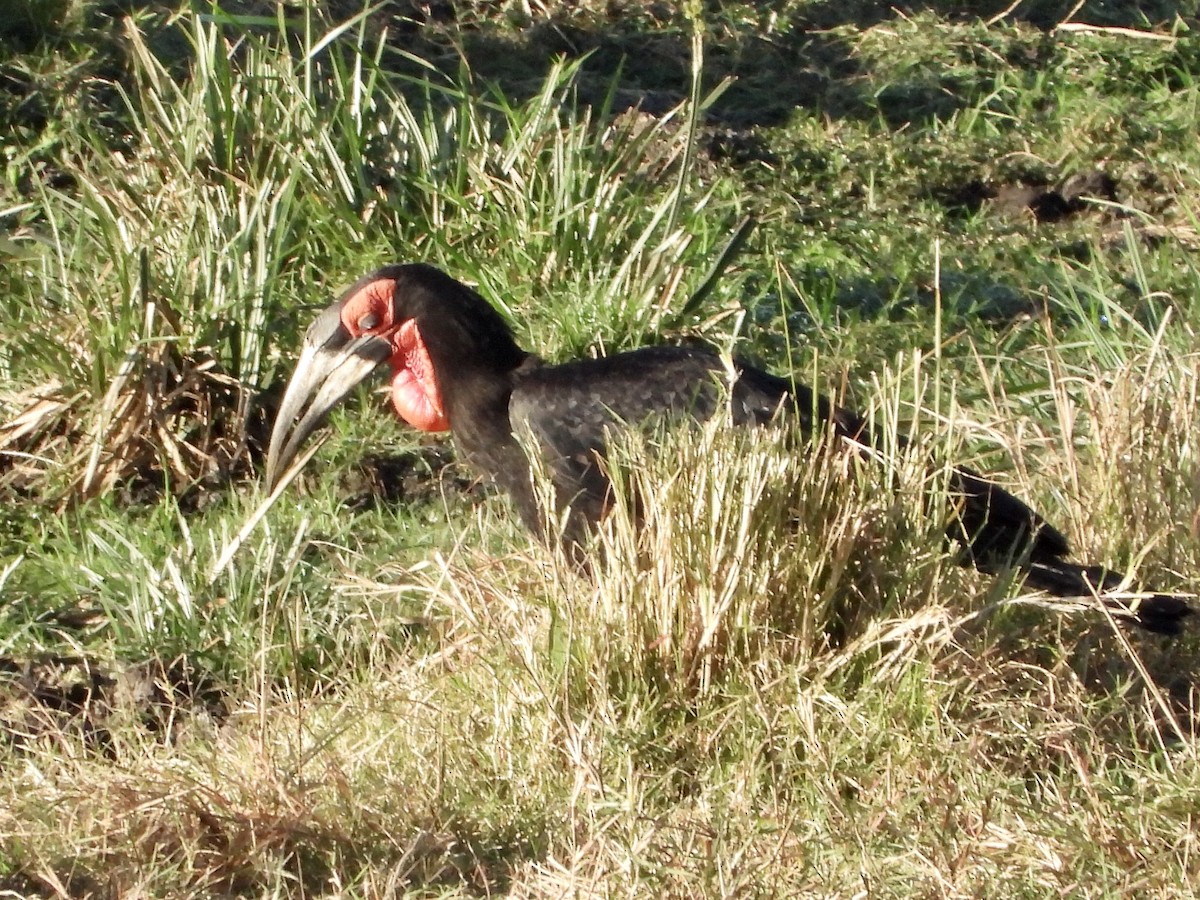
[5,0,1194,137]
[0,652,228,754]
[356,0,1194,131]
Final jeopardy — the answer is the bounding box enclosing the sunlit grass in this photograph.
[0,2,1198,895]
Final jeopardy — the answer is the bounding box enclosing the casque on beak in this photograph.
[265,302,393,491]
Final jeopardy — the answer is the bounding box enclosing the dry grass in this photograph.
[3,344,1198,897]
[0,338,250,505]
[3,3,1200,895]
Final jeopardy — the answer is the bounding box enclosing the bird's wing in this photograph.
[507,346,732,541]
[509,343,1070,566]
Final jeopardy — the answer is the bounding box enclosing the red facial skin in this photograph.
[339,279,450,432]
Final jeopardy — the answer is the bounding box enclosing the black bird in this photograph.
[266,263,1191,635]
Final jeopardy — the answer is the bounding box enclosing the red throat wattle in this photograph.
[390,319,449,432]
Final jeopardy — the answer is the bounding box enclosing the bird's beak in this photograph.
[265,303,393,491]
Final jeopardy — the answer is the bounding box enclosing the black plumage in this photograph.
[266,263,1192,635]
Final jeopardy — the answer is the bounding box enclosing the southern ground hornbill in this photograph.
[266,263,1191,635]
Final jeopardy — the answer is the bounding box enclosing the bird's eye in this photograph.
[357,312,381,331]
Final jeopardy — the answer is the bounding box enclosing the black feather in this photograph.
[378,264,1191,636]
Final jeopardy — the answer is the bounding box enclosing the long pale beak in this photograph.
[265,304,393,491]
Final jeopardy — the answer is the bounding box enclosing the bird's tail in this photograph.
[1021,560,1193,636]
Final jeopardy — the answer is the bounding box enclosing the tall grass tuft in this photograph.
[2,7,735,506]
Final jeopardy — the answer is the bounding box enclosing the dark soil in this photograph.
[0,653,228,753]
[941,168,1120,223]
[341,442,481,512]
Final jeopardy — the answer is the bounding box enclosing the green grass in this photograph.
[1,1,1199,895]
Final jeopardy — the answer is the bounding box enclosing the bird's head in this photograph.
[265,263,525,490]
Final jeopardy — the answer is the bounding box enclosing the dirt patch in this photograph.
[938,167,1200,251]
[0,653,227,753]
[942,169,1119,223]
[340,442,481,513]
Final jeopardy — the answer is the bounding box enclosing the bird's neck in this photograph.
[441,359,534,484]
